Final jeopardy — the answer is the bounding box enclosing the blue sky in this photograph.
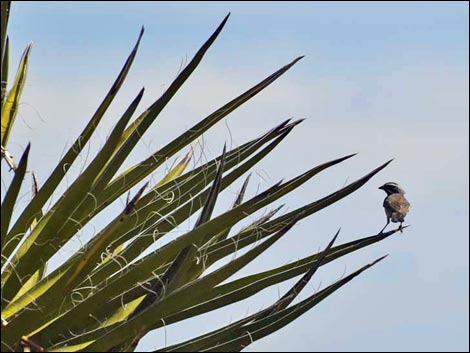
[3,1,469,352]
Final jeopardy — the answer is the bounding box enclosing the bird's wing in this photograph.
[384,194,410,215]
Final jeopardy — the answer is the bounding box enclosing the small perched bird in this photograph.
[379,182,410,233]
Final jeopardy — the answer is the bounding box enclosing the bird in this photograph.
[378,182,410,233]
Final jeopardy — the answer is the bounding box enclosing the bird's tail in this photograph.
[392,213,405,223]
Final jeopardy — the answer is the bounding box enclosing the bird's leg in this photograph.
[399,222,403,233]
[380,218,390,234]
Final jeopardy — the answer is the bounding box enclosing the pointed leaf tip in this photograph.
[364,159,394,181]
[182,147,194,163]
[134,26,145,48]
[343,153,357,160]
[381,159,394,169]
[326,229,340,249]
[124,182,149,214]
[289,118,306,128]
[372,254,389,265]
[219,13,231,28]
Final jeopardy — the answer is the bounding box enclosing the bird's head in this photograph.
[379,182,405,195]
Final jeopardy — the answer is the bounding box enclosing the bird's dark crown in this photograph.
[379,182,405,195]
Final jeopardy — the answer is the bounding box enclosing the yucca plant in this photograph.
[1,3,404,352]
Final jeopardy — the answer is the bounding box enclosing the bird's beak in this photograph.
[378,186,384,190]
